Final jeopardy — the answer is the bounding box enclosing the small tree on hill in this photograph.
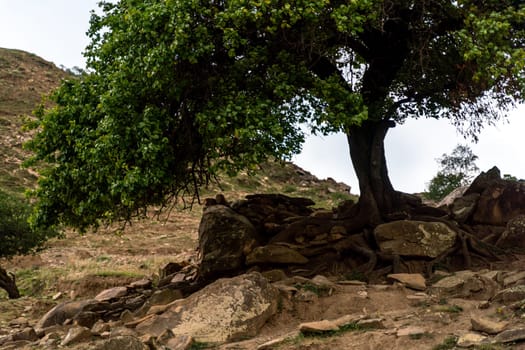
[0,190,58,298]
[25,1,525,235]
[426,145,480,201]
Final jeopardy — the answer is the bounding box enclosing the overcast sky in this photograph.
[1,0,523,194]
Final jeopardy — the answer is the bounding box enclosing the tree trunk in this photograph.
[0,266,20,299]
[346,119,401,224]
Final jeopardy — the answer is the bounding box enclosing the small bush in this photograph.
[0,189,59,259]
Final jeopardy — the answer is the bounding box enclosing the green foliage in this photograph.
[0,189,59,259]
[426,173,466,201]
[426,145,479,200]
[25,0,525,230]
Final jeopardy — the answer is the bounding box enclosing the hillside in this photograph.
[0,48,69,193]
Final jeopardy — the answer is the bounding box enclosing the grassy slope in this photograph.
[0,48,68,194]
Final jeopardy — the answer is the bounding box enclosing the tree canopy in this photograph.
[26,0,525,230]
[426,144,480,201]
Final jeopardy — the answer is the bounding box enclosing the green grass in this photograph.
[432,336,457,350]
[15,267,68,297]
[294,282,332,297]
[409,332,433,340]
[93,270,144,279]
[189,341,212,349]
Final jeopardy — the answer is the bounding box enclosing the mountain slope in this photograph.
[0,48,68,193]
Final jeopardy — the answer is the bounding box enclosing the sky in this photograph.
[0,0,523,194]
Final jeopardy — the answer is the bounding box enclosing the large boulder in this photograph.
[198,205,260,279]
[135,272,279,343]
[471,181,525,226]
[462,166,525,226]
[35,299,99,331]
[374,220,457,258]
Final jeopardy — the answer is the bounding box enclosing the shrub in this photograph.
[0,189,59,298]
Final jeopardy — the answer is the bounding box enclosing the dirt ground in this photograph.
[1,206,525,349]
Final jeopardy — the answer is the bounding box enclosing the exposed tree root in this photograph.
[334,212,510,279]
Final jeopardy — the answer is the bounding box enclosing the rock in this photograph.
[470,173,525,226]
[503,270,525,287]
[8,317,28,327]
[298,315,363,334]
[437,185,469,207]
[164,334,193,350]
[246,244,308,265]
[11,327,38,342]
[432,271,498,300]
[91,320,111,335]
[492,285,525,303]
[97,335,149,350]
[128,278,153,290]
[465,166,503,195]
[374,220,457,258]
[135,288,183,317]
[356,318,385,329]
[198,205,260,279]
[136,272,279,343]
[74,311,100,328]
[493,328,525,343]
[471,316,508,334]
[61,326,92,346]
[39,332,61,347]
[95,286,129,301]
[406,293,431,306]
[120,309,134,323]
[261,269,287,282]
[256,331,300,350]
[310,275,337,290]
[299,320,339,333]
[450,193,480,223]
[36,299,98,330]
[110,326,138,337]
[295,289,319,302]
[457,332,488,347]
[0,340,31,349]
[387,273,426,291]
[396,326,426,337]
[496,214,525,250]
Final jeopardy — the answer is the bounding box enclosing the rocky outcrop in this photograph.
[447,167,525,226]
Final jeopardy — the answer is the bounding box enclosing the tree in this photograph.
[26,0,525,232]
[0,190,58,298]
[426,144,480,201]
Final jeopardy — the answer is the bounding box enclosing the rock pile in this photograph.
[6,268,525,349]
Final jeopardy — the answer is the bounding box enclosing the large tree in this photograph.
[26,0,525,231]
